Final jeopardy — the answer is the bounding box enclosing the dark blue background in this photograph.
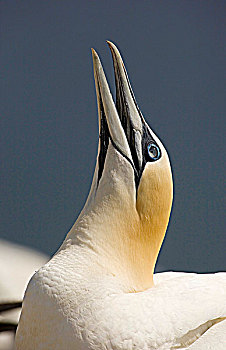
[1,1,225,272]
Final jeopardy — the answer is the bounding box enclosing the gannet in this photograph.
[15,42,226,350]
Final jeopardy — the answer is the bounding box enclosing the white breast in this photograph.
[15,248,226,350]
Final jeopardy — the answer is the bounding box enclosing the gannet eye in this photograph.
[147,143,160,161]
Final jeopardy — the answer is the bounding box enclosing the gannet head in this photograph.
[64,42,173,292]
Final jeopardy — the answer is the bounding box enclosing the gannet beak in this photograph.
[107,41,163,186]
[92,48,134,185]
[107,41,144,175]
[92,43,162,190]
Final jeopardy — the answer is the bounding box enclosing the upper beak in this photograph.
[92,42,146,186]
[107,41,144,174]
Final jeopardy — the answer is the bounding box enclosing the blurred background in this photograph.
[1,1,225,273]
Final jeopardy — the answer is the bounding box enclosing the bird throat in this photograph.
[105,158,173,292]
[66,154,173,293]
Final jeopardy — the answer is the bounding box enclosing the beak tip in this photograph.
[91,48,101,68]
[106,40,115,51]
[106,41,123,66]
[91,48,97,57]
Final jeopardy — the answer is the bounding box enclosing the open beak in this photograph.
[92,48,134,186]
[92,42,159,188]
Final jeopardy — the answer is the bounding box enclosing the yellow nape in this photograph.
[84,151,173,293]
[135,153,173,290]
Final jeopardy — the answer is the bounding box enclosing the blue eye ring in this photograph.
[147,143,160,161]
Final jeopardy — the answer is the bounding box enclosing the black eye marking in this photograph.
[133,122,162,189]
[141,122,161,164]
[147,143,160,161]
